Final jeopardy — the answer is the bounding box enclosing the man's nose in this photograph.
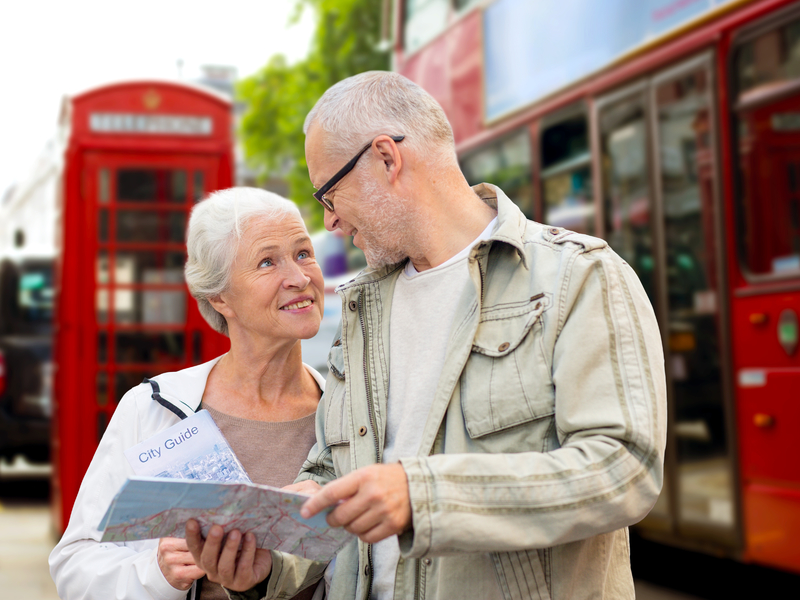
[324,208,339,232]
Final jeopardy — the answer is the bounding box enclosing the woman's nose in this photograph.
[283,262,311,289]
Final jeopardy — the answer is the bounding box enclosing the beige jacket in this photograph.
[246,183,667,600]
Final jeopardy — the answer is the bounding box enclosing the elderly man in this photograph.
[189,71,666,600]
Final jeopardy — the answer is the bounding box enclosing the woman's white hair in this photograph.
[184,187,303,336]
[304,71,457,166]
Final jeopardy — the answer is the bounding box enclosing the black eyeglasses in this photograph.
[313,134,405,211]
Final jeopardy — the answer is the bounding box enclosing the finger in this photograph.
[300,475,360,518]
[334,503,384,535]
[234,532,258,585]
[356,520,400,545]
[200,525,225,578]
[184,521,205,563]
[176,564,206,581]
[326,492,376,529]
[213,529,243,585]
[283,480,322,495]
[185,565,206,580]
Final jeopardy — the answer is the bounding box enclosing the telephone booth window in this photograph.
[91,159,211,439]
[193,171,205,202]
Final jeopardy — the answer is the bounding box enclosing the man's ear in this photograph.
[372,135,403,184]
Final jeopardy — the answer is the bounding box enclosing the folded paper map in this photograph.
[99,477,352,562]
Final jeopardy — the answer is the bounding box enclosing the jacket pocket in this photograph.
[491,550,551,600]
[324,342,350,447]
[461,299,554,439]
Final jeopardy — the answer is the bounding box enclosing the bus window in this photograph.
[404,0,449,53]
[599,93,656,303]
[540,109,594,233]
[735,16,800,277]
[654,63,733,533]
[460,129,534,218]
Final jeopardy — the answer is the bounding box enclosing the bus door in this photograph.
[595,53,738,550]
[731,10,800,571]
[81,152,227,451]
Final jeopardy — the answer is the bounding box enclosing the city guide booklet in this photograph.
[98,409,352,562]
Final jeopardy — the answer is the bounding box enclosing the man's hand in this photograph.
[283,480,322,495]
[300,463,411,544]
[185,520,272,592]
[157,537,205,591]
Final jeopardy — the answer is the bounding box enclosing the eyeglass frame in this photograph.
[313,134,405,211]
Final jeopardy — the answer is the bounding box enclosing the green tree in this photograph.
[238,0,390,230]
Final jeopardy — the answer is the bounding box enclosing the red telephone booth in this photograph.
[52,81,233,531]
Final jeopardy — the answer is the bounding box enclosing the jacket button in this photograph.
[498,342,510,352]
[364,565,370,576]
[333,339,342,347]
[348,300,358,311]
[358,426,368,436]
[423,558,432,566]
[549,227,560,235]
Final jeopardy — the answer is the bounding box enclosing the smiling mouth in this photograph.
[280,299,314,311]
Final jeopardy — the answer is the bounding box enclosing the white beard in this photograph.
[356,178,421,269]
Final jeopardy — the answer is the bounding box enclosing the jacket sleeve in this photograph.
[49,385,188,600]
[398,247,667,556]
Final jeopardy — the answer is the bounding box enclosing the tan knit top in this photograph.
[198,404,319,600]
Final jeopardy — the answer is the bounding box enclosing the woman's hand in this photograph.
[157,537,206,590]
[185,520,272,592]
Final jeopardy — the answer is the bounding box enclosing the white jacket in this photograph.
[49,356,325,600]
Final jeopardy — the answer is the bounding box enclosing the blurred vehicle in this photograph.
[395,0,800,576]
[0,257,54,464]
[302,229,366,374]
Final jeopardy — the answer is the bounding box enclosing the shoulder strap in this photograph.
[143,377,189,420]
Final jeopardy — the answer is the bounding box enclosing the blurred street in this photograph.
[0,457,59,600]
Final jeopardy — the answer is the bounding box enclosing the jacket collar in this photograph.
[470,182,529,269]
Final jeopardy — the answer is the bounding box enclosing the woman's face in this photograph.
[217,214,324,345]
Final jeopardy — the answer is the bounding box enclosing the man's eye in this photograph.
[298,251,309,260]
[259,259,273,267]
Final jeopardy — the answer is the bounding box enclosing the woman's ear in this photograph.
[208,294,235,319]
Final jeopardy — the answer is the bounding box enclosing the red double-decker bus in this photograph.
[50,81,232,530]
[394,0,800,575]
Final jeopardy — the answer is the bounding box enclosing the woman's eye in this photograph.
[259,258,273,267]
[298,251,309,260]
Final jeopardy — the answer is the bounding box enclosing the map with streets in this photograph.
[99,477,352,562]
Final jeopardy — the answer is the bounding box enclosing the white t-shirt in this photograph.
[370,217,497,600]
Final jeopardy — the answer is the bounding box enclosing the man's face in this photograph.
[306,125,414,268]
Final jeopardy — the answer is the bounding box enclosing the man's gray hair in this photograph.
[304,71,457,164]
[184,187,303,336]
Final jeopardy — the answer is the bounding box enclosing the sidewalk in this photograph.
[0,501,60,600]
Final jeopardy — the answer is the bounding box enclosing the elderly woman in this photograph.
[49,188,328,600]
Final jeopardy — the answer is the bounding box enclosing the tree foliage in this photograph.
[237,0,390,230]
